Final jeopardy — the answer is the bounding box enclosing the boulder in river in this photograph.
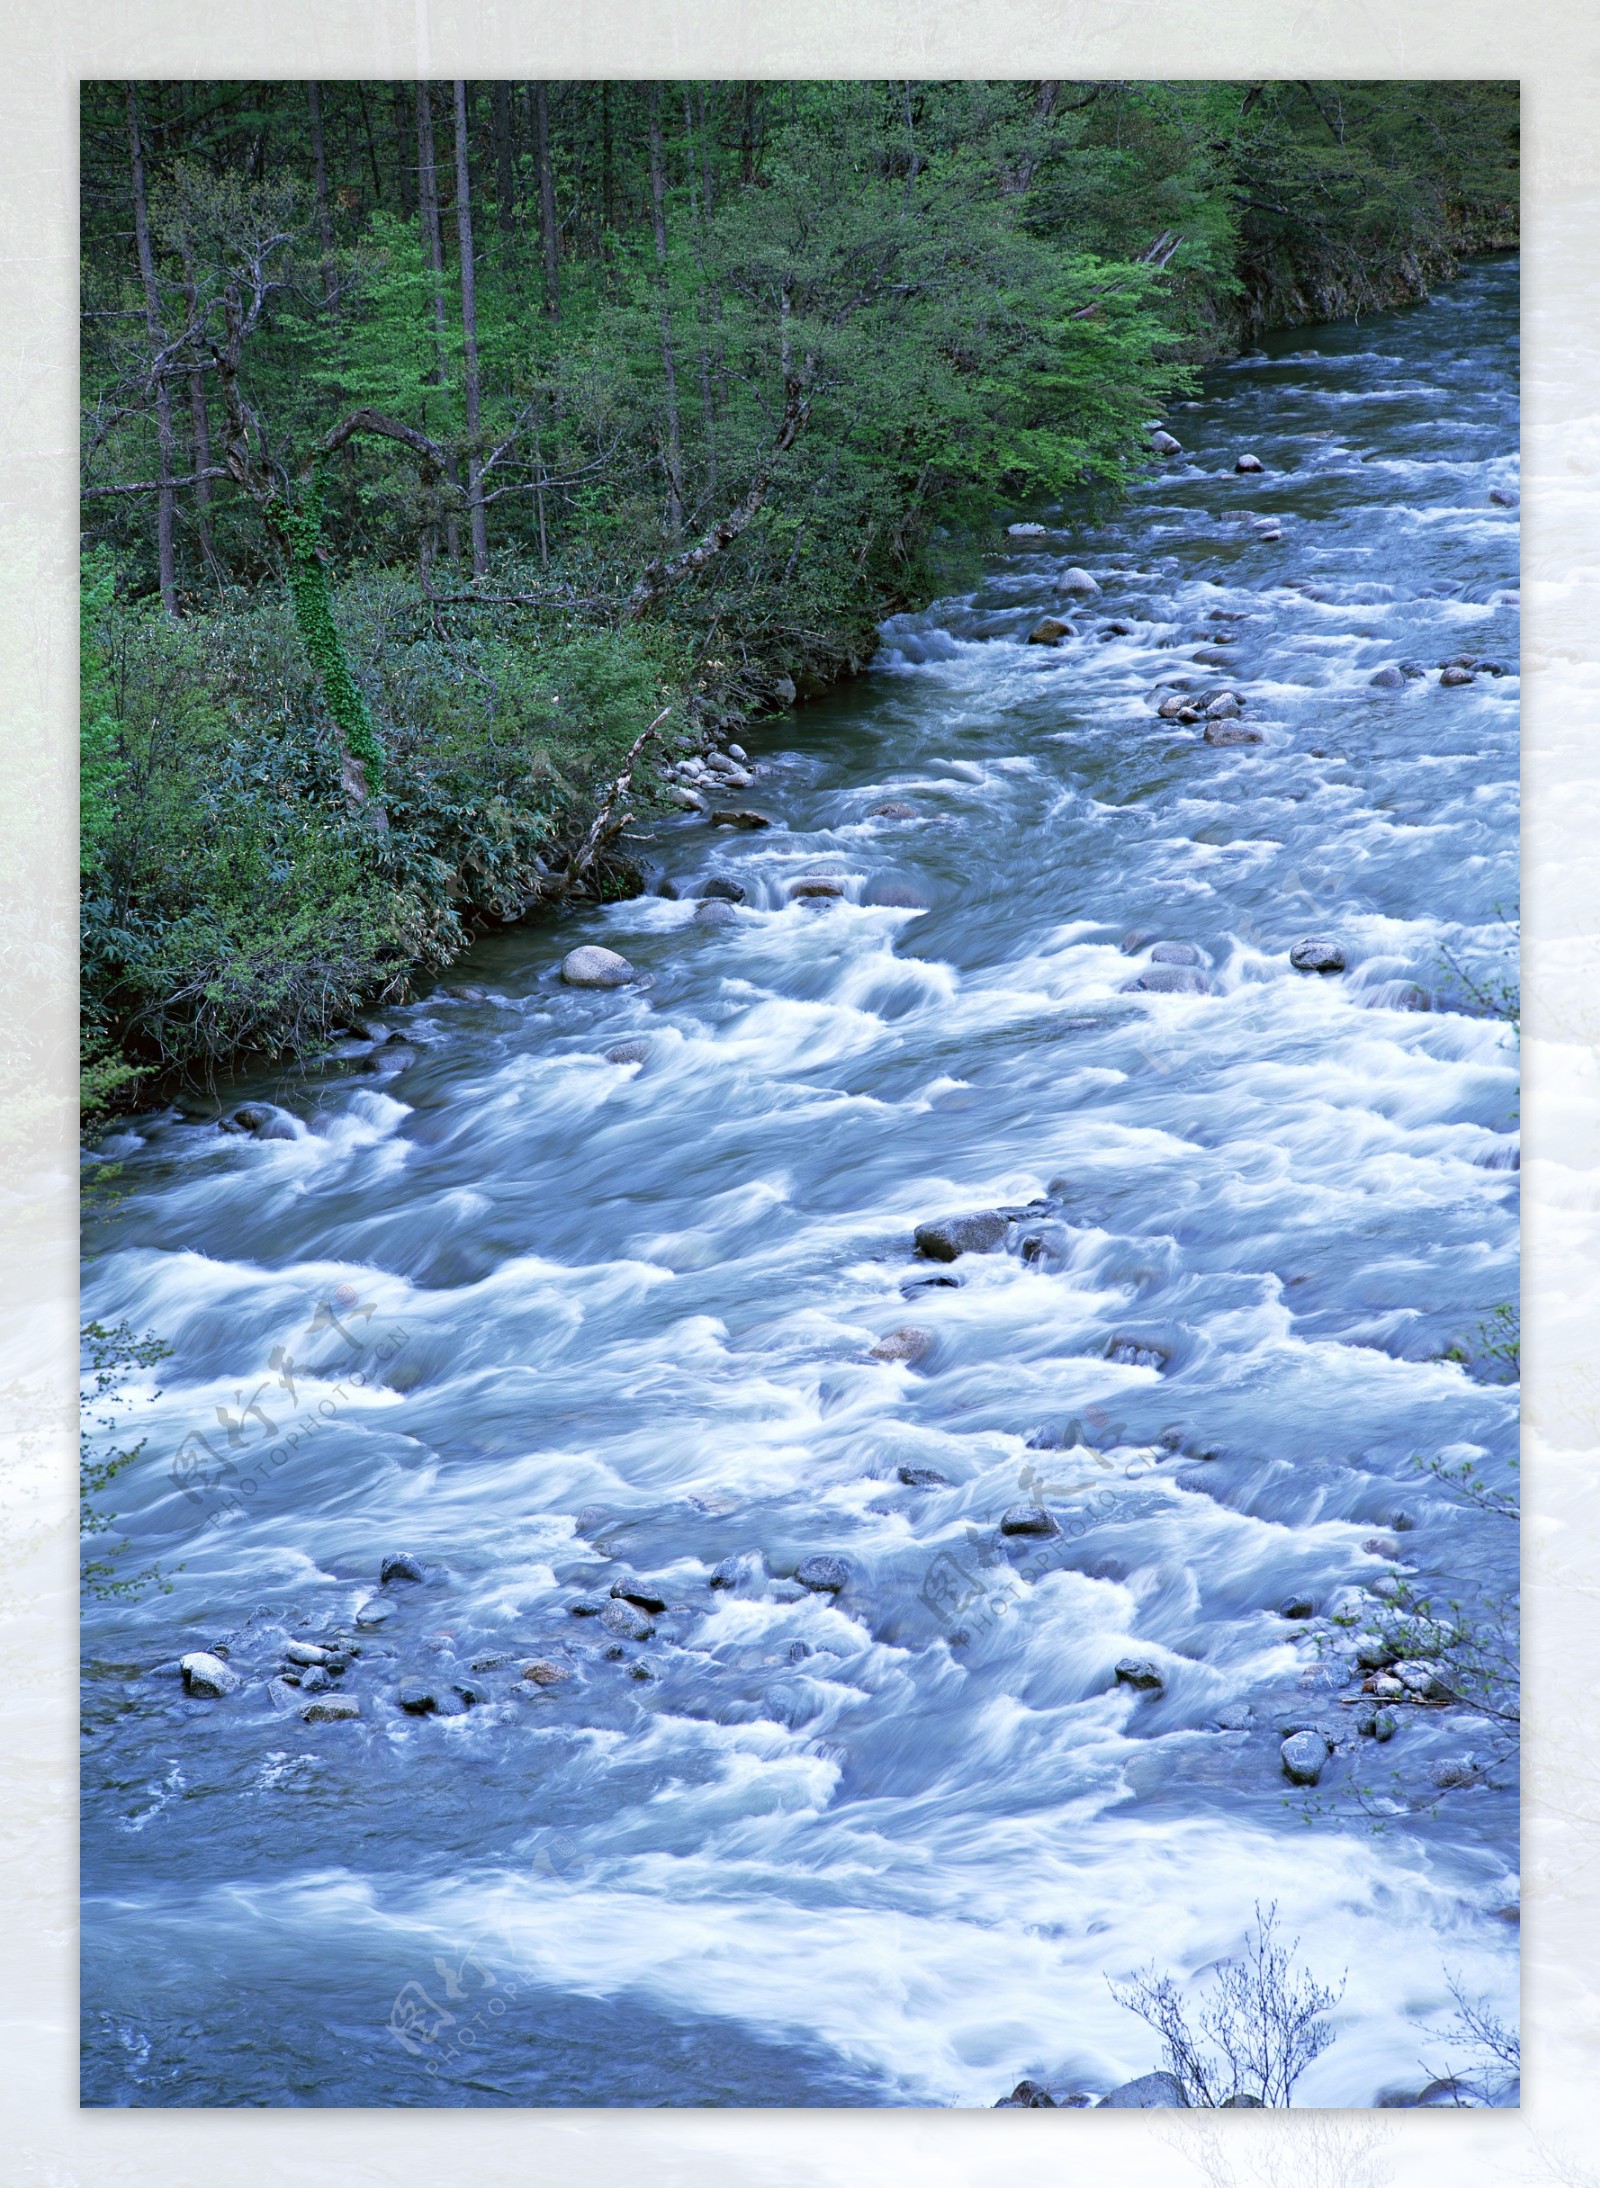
[694,898,739,927]
[709,809,773,829]
[1125,964,1208,994]
[1149,941,1200,965]
[1149,429,1183,457]
[180,1651,240,1699]
[1027,617,1075,647]
[522,1659,573,1686]
[897,1465,949,1487]
[380,1551,427,1584]
[1281,1730,1330,1784]
[600,1598,655,1641]
[1438,664,1476,686]
[1098,2072,1184,2108]
[914,1210,1008,1261]
[303,1696,360,1724]
[1007,521,1049,536]
[605,1039,652,1065]
[796,1554,850,1593]
[284,1640,333,1667]
[1235,453,1265,473]
[1488,486,1519,508]
[871,1326,933,1365]
[1206,695,1242,720]
[1057,567,1101,597]
[995,2079,1059,2107]
[561,945,636,987]
[788,877,846,899]
[354,1600,392,1627]
[1000,1504,1059,1537]
[1290,938,1345,974]
[1114,1656,1165,1691]
[1281,1594,1315,1620]
[611,1577,670,1613]
[709,1552,762,1590]
[869,801,919,821]
[1157,694,1195,719]
[220,1103,297,1140]
[1369,665,1407,689]
[699,876,747,901]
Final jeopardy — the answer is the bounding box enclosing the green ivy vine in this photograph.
[271,468,385,799]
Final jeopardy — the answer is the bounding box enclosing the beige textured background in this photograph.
[1,7,1591,2180]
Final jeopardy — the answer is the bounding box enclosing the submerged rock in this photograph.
[220,1103,297,1140]
[693,897,739,927]
[1488,486,1519,508]
[1204,723,1262,746]
[1149,941,1200,965]
[180,1651,240,1699]
[709,809,773,829]
[605,1039,652,1065]
[1125,964,1207,995]
[795,1555,850,1593]
[380,1552,427,1585]
[561,945,636,987]
[709,1552,762,1590]
[914,1211,1008,1261]
[522,1659,573,1686]
[1281,1595,1315,1620]
[869,801,920,821]
[1281,1730,1330,1784]
[1290,938,1345,974]
[897,1465,949,1488]
[1369,665,1407,689]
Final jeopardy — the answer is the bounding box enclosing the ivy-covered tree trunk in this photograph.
[269,476,386,816]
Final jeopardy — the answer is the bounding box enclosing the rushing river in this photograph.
[82,255,1520,2109]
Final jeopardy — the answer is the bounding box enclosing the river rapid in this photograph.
[81,255,1520,2109]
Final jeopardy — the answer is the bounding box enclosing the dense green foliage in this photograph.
[80,78,1517,1120]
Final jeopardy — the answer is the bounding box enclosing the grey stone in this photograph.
[1126,965,1207,994]
[869,802,919,821]
[1235,453,1265,473]
[1355,1634,1398,1669]
[1057,567,1102,597]
[1150,429,1183,456]
[221,1102,298,1140]
[354,1599,392,1627]
[914,1211,1008,1261]
[788,877,846,899]
[523,1659,573,1686]
[303,1696,360,1724]
[1488,487,1519,508]
[1281,1595,1316,1620]
[1098,2072,1184,2108]
[694,897,738,927]
[180,1651,241,1699]
[284,1641,333,1667]
[1000,1505,1059,1537]
[1431,1755,1484,1789]
[1007,521,1049,537]
[870,1326,932,1365]
[1149,941,1201,965]
[600,1597,655,1641]
[709,809,773,830]
[996,2079,1059,2107]
[1206,695,1242,719]
[796,1555,850,1594]
[699,876,746,901]
[266,1677,301,1713]
[610,1578,669,1614]
[1115,1657,1165,1691]
[567,1595,610,1617]
[1439,665,1476,686]
[605,1039,651,1065]
[1222,2092,1266,2107]
[1204,723,1263,746]
[1281,1730,1330,1784]
[380,1551,426,1584]
[897,1465,949,1488]
[298,1665,332,1694]
[1028,616,1075,647]
[709,1553,760,1590]
[561,945,636,987]
[1290,938,1345,974]
[1369,666,1407,689]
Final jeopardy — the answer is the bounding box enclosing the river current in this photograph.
[81,255,1520,2109]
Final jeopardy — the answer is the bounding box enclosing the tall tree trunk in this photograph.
[453,81,489,576]
[601,83,614,237]
[177,236,216,576]
[740,83,761,183]
[307,81,337,312]
[492,81,515,235]
[415,82,460,560]
[392,84,414,216]
[648,87,684,540]
[534,83,560,318]
[684,91,718,501]
[356,83,384,206]
[125,85,177,614]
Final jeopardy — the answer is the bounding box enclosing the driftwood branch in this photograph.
[551,707,675,895]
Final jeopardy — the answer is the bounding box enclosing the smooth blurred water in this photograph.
[81,256,1519,2109]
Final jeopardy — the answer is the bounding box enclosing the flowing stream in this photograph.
[82,255,1520,2109]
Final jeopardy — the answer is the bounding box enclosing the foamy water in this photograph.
[82,257,1519,2108]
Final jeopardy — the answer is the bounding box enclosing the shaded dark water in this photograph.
[82,256,1519,2108]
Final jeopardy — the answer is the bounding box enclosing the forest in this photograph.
[79,79,1519,1120]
